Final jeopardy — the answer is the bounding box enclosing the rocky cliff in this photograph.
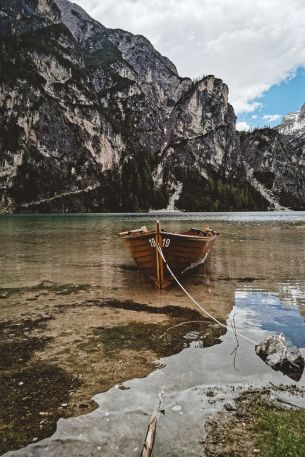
[239,104,305,210]
[279,102,305,170]
[0,0,303,212]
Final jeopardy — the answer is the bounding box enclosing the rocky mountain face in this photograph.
[0,0,303,212]
[279,102,305,169]
[239,104,305,210]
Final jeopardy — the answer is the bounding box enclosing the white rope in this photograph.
[157,245,258,346]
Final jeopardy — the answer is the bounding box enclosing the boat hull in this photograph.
[121,227,216,288]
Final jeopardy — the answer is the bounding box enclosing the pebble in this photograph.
[18,382,24,386]
[61,403,68,407]
[172,405,182,412]
[224,402,236,411]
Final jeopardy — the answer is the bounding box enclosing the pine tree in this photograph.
[0,43,8,64]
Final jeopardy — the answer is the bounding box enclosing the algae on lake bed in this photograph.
[0,296,227,455]
[0,316,82,454]
[0,364,79,455]
[85,319,225,359]
[0,282,91,300]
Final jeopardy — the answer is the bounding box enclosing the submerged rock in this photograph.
[224,402,236,412]
[255,333,305,381]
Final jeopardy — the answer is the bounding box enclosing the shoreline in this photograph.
[1,215,305,455]
[0,289,223,454]
[1,290,305,456]
[205,385,305,457]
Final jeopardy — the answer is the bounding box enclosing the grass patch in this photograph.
[255,406,305,457]
[205,390,305,457]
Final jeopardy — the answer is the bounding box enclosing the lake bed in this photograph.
[1,212,305,456]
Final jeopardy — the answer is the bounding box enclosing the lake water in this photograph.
[1,212,305,325]
[1,212,305,456]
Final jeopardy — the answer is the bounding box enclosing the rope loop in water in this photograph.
[157,245,258,346]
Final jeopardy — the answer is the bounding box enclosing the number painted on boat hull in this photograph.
[148,238,171,248]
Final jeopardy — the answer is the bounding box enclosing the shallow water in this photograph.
[1,212,305,456]
[1,211,305,311]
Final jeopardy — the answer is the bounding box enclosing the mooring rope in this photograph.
[157,245,258,346]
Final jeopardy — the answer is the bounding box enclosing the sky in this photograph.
[73,0,305,130]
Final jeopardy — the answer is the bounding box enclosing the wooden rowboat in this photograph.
[119,221,216,289]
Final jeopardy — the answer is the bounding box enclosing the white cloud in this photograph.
[73,0,305,114]
[236,121,251,131]
[252,115,258,119]
[263,114,282,122]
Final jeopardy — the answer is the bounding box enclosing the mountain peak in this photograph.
[54,0,104,41]
[279,102,305,134]
[298,101,305,123]
[0,0,104,40]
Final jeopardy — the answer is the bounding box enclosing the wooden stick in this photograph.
[155,220,164,289]
[140,416,158,457]
[140,391,164,457]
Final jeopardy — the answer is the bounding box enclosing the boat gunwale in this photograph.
[120,230,216,242]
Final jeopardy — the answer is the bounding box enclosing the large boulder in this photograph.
[256,333,305,381]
